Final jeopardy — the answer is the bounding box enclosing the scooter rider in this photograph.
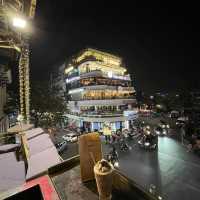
[139,125,158,149]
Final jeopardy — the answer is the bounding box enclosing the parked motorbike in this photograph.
[107,146,119,168]
[119,138,132,151]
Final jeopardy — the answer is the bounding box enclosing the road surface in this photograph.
[103,136,200,200]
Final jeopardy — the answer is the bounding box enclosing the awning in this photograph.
[24,128,44,140]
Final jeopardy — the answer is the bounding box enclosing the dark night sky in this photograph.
[30,1,200,93]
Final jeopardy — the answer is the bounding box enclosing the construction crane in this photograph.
[0,0,37,123]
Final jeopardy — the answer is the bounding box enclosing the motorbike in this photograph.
[138,134,158,150]
[107,147,119,168]
[119,138,132,151]
[154,126,167,136]
[127,128,138,139]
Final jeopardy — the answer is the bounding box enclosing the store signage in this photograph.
[123,110,138,120]
[66,76,80,83]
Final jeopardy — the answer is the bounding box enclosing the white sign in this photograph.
[68,88,84,94]
[123,110,138,120]
[66,76,80,83]
[113,74,131,81]
[107,73,131,81]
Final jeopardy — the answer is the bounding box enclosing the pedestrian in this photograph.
[187,134,197,152]
[180,126,185,145]
[103,126,112,144]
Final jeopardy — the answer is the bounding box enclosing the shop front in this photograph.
[90,121,123,132]
[66,114,126,133]
[123,110,138,130]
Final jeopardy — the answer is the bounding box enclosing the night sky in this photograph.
[30,1,200,93]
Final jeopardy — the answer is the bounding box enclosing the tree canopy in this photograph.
[31,81,66,127]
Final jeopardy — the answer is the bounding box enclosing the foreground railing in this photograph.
[1,155,162,200]
[48,155,161,200]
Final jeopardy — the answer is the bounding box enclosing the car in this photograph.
[55,141,67,153]
[62,133,78,142]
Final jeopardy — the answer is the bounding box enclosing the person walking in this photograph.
[180,125,186,145]
[103,126,112,144]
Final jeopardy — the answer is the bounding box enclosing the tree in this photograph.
[3,88,19,115]
[31,81,66,128]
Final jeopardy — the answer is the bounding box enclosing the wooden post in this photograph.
[20,133,30,171]
[79,133,102,182]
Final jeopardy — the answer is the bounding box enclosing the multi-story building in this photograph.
[65,48,137,132]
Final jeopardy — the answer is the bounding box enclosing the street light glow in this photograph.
[13,17,27,28]
[17,114,24,122]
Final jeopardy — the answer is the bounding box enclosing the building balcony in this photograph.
[68,95,136,102]
[68,86,135,98]
[82,95,135,101]
[80,69,103,78]
[66,70,131,83]
[66,112,126,123]
[68,99,136,113]
[68,110,124,118]
[67,80,132,90]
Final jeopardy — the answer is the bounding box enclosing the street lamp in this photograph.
[17,114,24,122]
[12,17,27,29]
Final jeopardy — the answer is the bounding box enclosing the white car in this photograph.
[62,133,78,142]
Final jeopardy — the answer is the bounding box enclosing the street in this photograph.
[103,137,200,200]
[58,129,200,200]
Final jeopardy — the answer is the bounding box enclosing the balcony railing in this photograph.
[80,70,103,78]
[82,110,123,116]
[67,82,131,90]
[80,96,136,101]
[67,96,136,101]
